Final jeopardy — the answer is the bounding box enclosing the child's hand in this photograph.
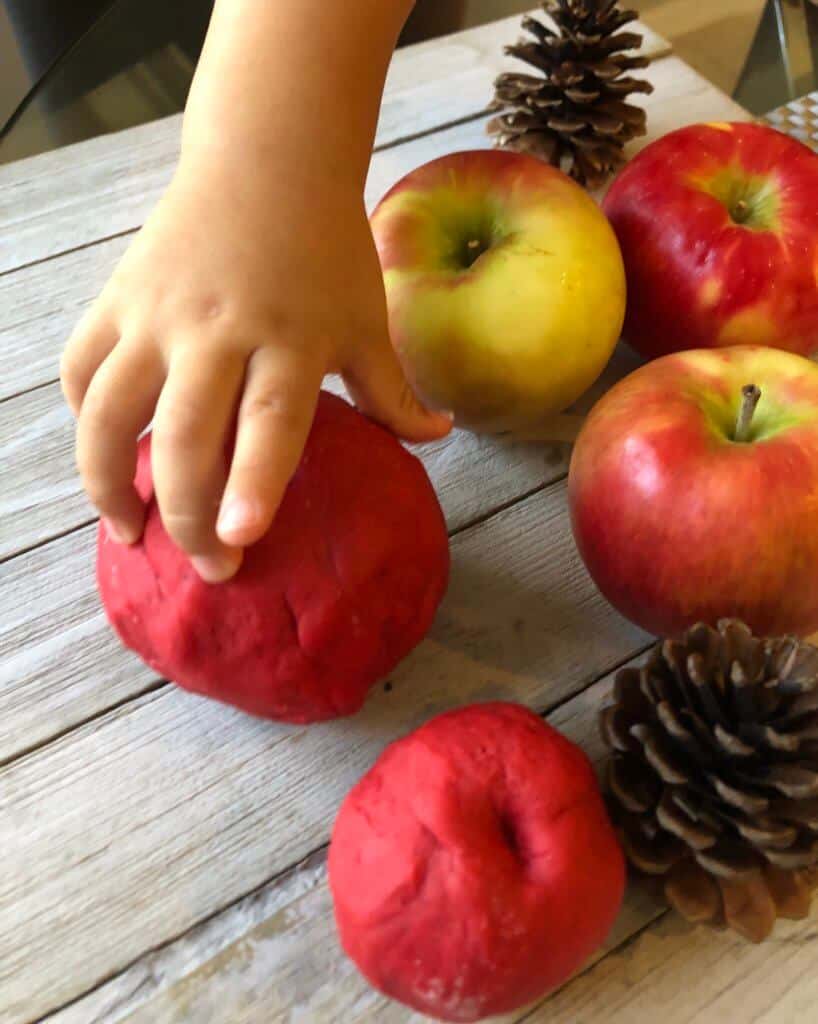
[61,161,451,583]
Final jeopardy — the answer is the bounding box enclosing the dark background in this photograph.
[1,0,815,164]
[0,0,213,133]
[0,0,466,142]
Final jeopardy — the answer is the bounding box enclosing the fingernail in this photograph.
[217,497,258,543]
[191,551,241,584]
[103,517,135,545]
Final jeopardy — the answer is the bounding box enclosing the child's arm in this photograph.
[60,0,451,583]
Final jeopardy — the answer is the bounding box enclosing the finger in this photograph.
[151,342,245,582]
[343,332,453,443]
[61,304,120,416]
[76,338,165,543]
[216,346,324,547]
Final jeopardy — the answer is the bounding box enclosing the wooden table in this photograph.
[4,11,807,1024]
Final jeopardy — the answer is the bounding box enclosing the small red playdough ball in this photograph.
[97,391,449,724]
[329,702,625,1022]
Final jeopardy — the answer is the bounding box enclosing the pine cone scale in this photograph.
[657,791,719,850]
[694,842,762,881]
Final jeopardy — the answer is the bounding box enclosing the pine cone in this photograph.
[487,0,653,189]
[600,620,818,942]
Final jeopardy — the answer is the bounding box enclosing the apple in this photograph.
[569,345,818,638]
[603,122,818,360]
[371,150,626,435]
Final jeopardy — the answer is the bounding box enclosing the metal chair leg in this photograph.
[773,0,815,97]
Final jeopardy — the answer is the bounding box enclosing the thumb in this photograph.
[342,333,453,443]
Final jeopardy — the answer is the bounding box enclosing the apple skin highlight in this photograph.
[569,346,818,638]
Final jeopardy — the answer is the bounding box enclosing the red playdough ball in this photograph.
[329,702,625,1022]
[97,391,450,724]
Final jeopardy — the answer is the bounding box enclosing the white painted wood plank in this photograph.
[46,666,663,1024]
[0,234,128,402]
[0,383,91,561]
[0,481,649,1024]
[0,54,746,404]
[0,524,156,765]
[0,16,668,275]
[527,907,818,1024]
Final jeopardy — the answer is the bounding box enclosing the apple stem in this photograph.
[732,199,751,224]
[734,384,761,443]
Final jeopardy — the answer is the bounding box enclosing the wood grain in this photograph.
[0,234,128,402]
[0,16,668,276]
[0,382,91,561]
[0,481,649,1024]
[45,665,663,1024]
[529,906,818,1023]
[0,55,748,405]
[0,523,156,765]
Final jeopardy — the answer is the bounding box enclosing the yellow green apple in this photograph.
[371,150,626,435]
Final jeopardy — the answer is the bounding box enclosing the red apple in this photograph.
[603,122,818,360]
[569,346,818,638]
[371,150,626,435]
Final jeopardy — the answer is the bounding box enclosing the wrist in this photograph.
[172,138,364,221]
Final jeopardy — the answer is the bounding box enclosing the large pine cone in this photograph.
[600,620,818,942]
[487,0,653,189]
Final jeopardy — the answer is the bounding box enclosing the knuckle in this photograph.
[59,351,84,406]
[160,508,213,552]
[243,391,308,436]
[399,381,419,412]
[61,328,98,391]
[79,388,127,437]
[81,475,127,513]
[154,398,206,453]
[259,305,294,339]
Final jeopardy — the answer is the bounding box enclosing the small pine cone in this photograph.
[600,619,818,942]
[487,0,653,189]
